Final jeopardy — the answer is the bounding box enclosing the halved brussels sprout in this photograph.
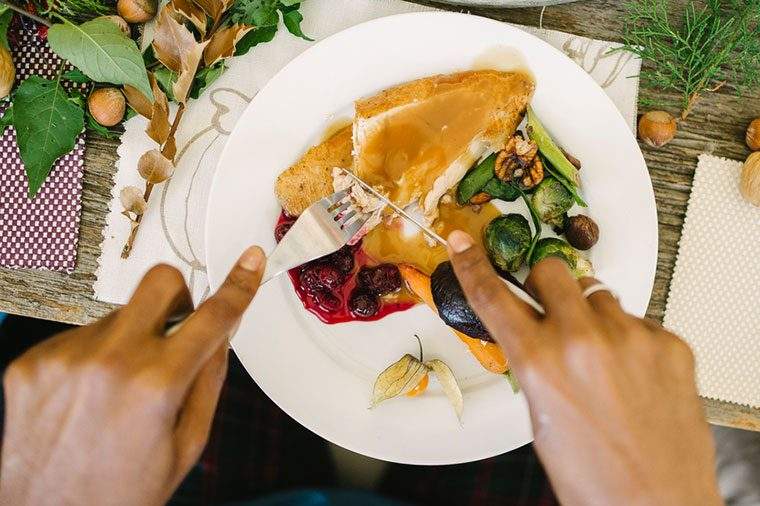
[484,214,532,273]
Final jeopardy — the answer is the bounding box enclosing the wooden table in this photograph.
[1,0,758,431]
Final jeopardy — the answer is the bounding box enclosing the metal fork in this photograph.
[261,189,370,284]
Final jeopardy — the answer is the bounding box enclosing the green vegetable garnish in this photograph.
[526,107,581,187]
[484,214,532,273]
[531,177,573,228]
[530,237,593,278]
[482,178,520,202]
[457,154,496,205]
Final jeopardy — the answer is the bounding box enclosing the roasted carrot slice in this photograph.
[399,264,508,374]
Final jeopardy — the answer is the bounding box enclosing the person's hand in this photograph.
[0,246,266,506]
[446,231,722,506]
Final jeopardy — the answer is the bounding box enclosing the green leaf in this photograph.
[153,67,177,102]
[279,0,302,6]
[0,8,13,51]
[13,76,84,198]
[229,0,280,26]
[47,19,153,100]
[280,4,313,41]
[61,69,92,84]
[86,112,120,139]
[67,88,87,109]
[190,62,225,99]
[234,25,278,56]
[0,103,13,133]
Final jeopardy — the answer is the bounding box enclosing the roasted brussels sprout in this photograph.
[484,214,532,272]
[531,177,573,228]
[529,237,593,278]
[565,215,599,250]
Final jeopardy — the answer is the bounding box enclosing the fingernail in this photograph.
[239,246,264,272]
[447,230,474,253]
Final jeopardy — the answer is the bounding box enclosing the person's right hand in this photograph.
[446,230,722,506]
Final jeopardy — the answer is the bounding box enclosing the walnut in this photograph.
[469,192,492,205]
[494,134,544,189]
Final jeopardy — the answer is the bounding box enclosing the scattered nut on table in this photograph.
[638,111,677,148]
[740,152,760,207]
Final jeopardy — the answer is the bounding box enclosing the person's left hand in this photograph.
[0,246,265,506]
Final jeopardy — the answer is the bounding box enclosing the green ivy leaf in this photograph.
[280,4,312,41]
[229,0,280,26]
[279,0,302,6]
[47,19,153,100]
[190,62,225,99]
[0,7,12,50]
[13,76,84,198]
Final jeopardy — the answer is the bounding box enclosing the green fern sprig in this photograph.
[617,0,760,119]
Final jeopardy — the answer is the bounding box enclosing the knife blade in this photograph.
[339,168,544,314]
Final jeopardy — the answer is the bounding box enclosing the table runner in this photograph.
[94,0,641,304]
[0,23,85,273]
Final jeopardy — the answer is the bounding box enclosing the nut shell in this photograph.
[565,215,599,250]
[88,87,126,127]
[138,149,174,183]
[740,152,760,207]
[746,118,760,151]
[638,111,676,148]
[117,0,157,23]
[0,45,15,100]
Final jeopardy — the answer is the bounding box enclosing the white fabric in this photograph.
[664,154,760,408]
[94,0,642,304]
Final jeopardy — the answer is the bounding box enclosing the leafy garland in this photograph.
[0,0,308,258]
[617,0,760,119]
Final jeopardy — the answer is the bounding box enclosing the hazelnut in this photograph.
[120,186,147,215]
[138,149,174,184]
[746,118,760,151]
[740,151,760,207]
[96,15,131,36]
[117,0,157,23]
[88,87,126,127]
[0,45,15,99]
[565,215,599,250]
[638,111,676,148]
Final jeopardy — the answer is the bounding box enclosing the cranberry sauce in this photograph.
[276,212,416,324]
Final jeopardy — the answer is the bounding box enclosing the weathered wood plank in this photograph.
[1,0,758,429]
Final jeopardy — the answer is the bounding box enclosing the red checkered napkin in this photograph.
[0,22,85,273]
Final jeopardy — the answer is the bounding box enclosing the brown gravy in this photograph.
[362,200,502,275]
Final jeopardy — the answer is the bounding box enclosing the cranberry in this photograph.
[327,247,354,274]
[313,290,341,313]
[299,263,344,293]
[275,222,293,242]
[349,290,379,318]
[357,264,402,296]
[299,265,322,293]
[37,25,48,41]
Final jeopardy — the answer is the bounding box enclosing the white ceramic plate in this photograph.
[206,12,657,465]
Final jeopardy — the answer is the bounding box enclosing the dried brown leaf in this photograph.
[371,354,428,408]
[152,5,197,73]
[120,185,147,215]
[171,0,207,38]
[146,73,171,145]
[123,83,153,119]
[193,0,233,23]
[172,40,208,104]
[203,24,253,67]
[138,149,175,183]
[426,359,463,422]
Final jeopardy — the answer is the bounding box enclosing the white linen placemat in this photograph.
[94,0,641,304]
[663,154,760,408]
